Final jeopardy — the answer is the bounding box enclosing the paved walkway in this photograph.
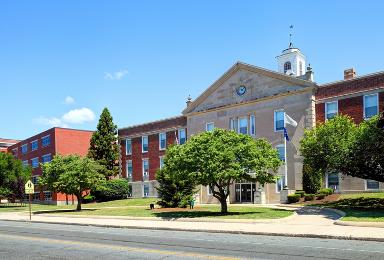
[0,207,383,241]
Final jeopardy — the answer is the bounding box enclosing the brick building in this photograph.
[315,69,384,192]
[8,127,93,205]
[119,116,187,197]
[0,138,19,153]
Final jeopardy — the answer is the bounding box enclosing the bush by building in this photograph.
[304,194,316,201]
[287,194,301,203]
[92,178,131,202]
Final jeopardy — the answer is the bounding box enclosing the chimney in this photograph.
[344,68,356,80]
[186,95,192,107]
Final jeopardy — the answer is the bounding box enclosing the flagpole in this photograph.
[284,129,288,188]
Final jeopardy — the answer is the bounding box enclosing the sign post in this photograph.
[24,180,34,221]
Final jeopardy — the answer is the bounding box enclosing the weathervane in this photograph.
[289,25,294,48]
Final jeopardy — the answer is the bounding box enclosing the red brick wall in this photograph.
[338,96,364,124]
[315,103,325,124]
[380,92,384,114]
[55,128,93,156]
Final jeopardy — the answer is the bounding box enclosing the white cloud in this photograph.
[62,108,95,124]
[104,69,128,80]
[35,107,95,128]
[63,96,75,105]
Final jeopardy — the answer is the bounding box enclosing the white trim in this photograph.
[249,115,256,135]
[275,176,285,193]
[143,183,149,197]
[238,116,248,135]
[363,93,379,120]
[126,160,132,178]
[159,156,165,169]
[141,136,148,153]
[142,158,149,177]
[125,138,132,155]
[21,143,28,154]
[365,179,380,190]
[41,135,51,147]
[31,157,39,168]
[41,153,51,164]
[274,110,285,132]
[30,139,38,151]
[159,132,166,150]
[325,172,340,191]
[206,122,214,132]
[325,100,338,121]
[178,128,186,144]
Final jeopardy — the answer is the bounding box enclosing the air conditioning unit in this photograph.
[144,171,149,176]
[144,192,149,197]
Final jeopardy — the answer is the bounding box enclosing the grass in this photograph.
[341,209,384,222]
[0,199,292,220]
[340,192,384,199]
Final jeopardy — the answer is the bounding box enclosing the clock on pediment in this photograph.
[236,85,247,96]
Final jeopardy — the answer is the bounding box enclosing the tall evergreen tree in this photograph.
[88,108,119,178]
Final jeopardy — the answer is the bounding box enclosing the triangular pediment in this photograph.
[183,62,317,114]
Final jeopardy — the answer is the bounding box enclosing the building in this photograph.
[8,127,93,205]
[119,116,187,197]
[315,69,384,192]
[119,42,384,204]
[0,138,19,153]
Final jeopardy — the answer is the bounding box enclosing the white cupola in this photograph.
[276,42,306,77]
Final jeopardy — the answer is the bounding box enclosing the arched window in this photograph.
[284,62,291,73]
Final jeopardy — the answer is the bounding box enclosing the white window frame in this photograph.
[178,128,186,145]
[325,172,340,191]
[206,122,214,132]
[31,140,38,151]
[142,136,148,153]
[274,110,285,132]
[325,101,338,121]
[250,115,256,135]
[126,160,133,178]
[365,179,380,190]
[41,153,51,164]
[125,138,132,155]
[276,176,286,193]
[31,157,39,169]
[143,184,149,197]
[363,93,379,120]
[142,159,149,176]
[22,160,29,167]
[41,135,51,147]
[159,156,165,169]
[159,132,166,150]
[238,117,248,135]
[21,144,28,154]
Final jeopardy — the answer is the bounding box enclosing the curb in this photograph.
[1,218,384,242]
[335,220,384,228]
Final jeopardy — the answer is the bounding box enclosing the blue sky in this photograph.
[1,1,383,139]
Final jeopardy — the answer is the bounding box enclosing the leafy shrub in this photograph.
[83,194,95,204]
[295,190,305,198]
[287,194,301,203]
[316,194,326,200]
[319,188,333,195]
[302,164,322,194]
[93,179,131,202]
[304,194,316,201]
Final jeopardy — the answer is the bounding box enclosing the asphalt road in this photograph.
[0,220,383,260]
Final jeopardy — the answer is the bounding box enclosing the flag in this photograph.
[284,113,297,127]
[283,127,290,142]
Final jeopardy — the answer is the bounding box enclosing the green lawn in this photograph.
[340,192,384,199]
[341,209,384,222]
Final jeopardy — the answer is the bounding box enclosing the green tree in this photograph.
[173,129,281,213]
[300,115,357,193]
[0,153,31,200]
[342,114,384,182]
[156,145,197,208]
[40,155,105,211]
[88,108,119,178]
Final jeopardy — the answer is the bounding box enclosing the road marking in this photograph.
[0,233,240,260]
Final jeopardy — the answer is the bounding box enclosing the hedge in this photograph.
[295,190,305,198]
[318,188,333,196]
[287,194,301,203]
[316,194,326,200]
[304,194,316,201]
[92,179,131,202]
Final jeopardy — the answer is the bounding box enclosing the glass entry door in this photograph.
[235,183,256,203]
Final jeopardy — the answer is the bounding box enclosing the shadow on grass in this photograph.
[33,209,97,215]
[0,204,26,208]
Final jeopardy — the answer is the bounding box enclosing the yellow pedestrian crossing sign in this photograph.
[25,180,34,194]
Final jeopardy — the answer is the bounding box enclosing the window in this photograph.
[42,135,51,147]
[326,172,339,190]
[206,122,214,132]
[33,192,40,201]
[276,176,286,192]
[125,139,132,155]
[12,148,18,157]
[250,115,256,135]
[31,140,38,151]
[229,118,238,132]
[325,101,338,120]
[32,175,39,185]
[142,159,149,177]
[276,145,285,161]
[22,160,29,167]
[126,160,132,178]
[159,133,166,150]
[143,184,149,197]
[284,62,291,73]
[274,110,285,131]
[31,157,39,168]
[21,144,28,154]
[366,179,379,190]
[299,61,303,75]
[42,154,51,164]
[142,136,148,153]
[159,157,165,169]
[207,186,213,195]
[364,93,378,119]
[238,117,248,134]
[178,129,186,145]
[44,191,52,201]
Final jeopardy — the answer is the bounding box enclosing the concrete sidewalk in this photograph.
[0,207,383,242]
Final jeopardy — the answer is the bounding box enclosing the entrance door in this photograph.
[235,183,255,203]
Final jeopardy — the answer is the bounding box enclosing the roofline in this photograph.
[182,61,317,114]
[0,138,20,143]
[53,127,94,133]
[118,115,186,131]
[319,70,384,87]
